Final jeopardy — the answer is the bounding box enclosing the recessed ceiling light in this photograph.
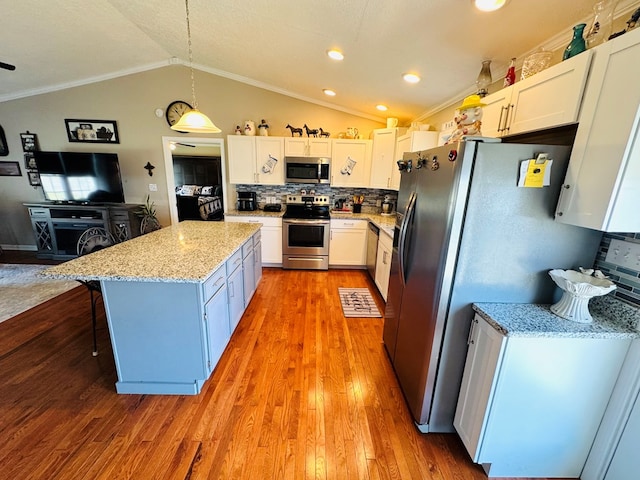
[376,104,388,111]
[327,49,344,61]
[323,89,336,96]
[474,0,508,12]
[403,73,421,84]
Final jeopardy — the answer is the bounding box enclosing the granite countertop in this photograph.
[225,209,396,236]
[41,221,261,283]
[473,296,640,339]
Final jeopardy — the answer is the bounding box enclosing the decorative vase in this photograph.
[548,269,616,323]
[476,60,492,97]
[585,0,619,48]
[563,24,587,60]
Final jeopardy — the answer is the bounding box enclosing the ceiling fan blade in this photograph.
[0,61,16,71]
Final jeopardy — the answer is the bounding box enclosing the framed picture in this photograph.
[20,132,38,152]
[0,125,8,156]
[28,171,41,186]
[0,161,21,176]
[24,152,37,170]
[64,119,119,144]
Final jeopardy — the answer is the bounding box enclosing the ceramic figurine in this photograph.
[445,94,486,144]
[235,125,242,135]
[286,124,303,136]
[244,120,256,136]
[303,124,319,137]
[319,128,331,138]
[258,119,269,136]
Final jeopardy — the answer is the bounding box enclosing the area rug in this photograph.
[0,264,79,324]
[338,287,381,318]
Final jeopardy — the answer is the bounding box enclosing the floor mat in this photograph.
[338,287,381,318]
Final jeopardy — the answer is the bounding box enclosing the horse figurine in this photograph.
[318,128,330,138]
[303,124,319,137]
[286,124,303,137]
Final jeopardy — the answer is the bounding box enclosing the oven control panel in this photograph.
[286,195,330,205]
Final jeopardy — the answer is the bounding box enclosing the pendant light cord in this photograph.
[185,0,198,109]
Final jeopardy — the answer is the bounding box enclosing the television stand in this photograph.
[24,203,142,259]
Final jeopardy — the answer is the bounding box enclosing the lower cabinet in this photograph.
[227,249,245,333]
[225,215,282,265]
[374,229,393,300]
[204,277,230,375]
[242,240,256,308]
[454,313,631,478]
[253,232,263,285]
[329,219,367,267]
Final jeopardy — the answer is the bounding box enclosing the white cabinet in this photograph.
[393,131,439,190]
[253,231,263,286]
[454,313,630,478]
[481,52,592,137]
[604,389,640,480]
[374,229,393,300]
[555,28,640,232]
[284,137,332,157]
[329,219,367,266]
[370,128,407,189]
[225,216,282,265]
[227,135,285,185]
[330,139,372,187]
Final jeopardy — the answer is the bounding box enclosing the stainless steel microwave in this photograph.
[285,157,331,184]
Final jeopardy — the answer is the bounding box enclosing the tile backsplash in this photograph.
[594,233,640,307]
[235,184,397,211]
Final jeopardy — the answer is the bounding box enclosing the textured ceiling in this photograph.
[1,0,637,123]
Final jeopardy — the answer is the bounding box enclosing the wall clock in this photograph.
[165,100,193,131]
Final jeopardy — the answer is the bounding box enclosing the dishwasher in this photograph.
[366,222,379,279]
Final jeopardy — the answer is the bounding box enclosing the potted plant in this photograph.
[136,195,161,234]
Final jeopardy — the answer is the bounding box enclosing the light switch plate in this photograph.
[605,238,640,270]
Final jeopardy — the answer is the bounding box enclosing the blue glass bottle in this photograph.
[563,23,587,60]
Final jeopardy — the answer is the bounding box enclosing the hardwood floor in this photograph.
[0,268,564,479]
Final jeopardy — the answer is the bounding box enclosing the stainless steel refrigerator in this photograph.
[383,139,603,433]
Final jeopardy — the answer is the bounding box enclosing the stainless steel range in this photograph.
[282,194,330,270]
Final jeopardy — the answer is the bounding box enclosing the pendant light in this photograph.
[171,0,221,133]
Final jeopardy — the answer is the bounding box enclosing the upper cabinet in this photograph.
[331,138,372,187]
[555,28,640,232]
[369,128,407,190]
[393,131,439,190]
[227,135,285,185]
[284,137,332,157]
[481,52,592,137]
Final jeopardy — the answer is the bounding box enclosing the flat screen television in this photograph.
[34,151,125,204]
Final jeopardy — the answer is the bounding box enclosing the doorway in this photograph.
[161,136,228,225]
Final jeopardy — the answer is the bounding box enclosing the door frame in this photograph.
[161,136,227,225]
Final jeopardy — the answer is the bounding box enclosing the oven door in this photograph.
[282,218,330,256]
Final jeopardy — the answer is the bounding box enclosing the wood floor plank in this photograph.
[0,265,570,480]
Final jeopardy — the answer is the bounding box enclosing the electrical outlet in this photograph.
[149,183,157,191]
[376,199,382,207]
[605,239,640,270]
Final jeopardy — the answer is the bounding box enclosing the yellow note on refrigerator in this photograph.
[518,159,552,188]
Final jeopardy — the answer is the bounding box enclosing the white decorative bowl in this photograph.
[548,269,616,323]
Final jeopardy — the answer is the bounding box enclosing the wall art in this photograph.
[0,125,8,156]
[0,161,22,176]
[64,119,119,144]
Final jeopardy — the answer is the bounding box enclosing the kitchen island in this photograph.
[43,221,262,395]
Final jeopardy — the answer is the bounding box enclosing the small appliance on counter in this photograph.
[381,195,394,215]
[264,203,282,212]
[237,191,257,211]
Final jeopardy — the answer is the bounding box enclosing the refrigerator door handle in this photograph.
[398,191,417,286]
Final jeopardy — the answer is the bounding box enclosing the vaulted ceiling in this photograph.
[1,0,636,123]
